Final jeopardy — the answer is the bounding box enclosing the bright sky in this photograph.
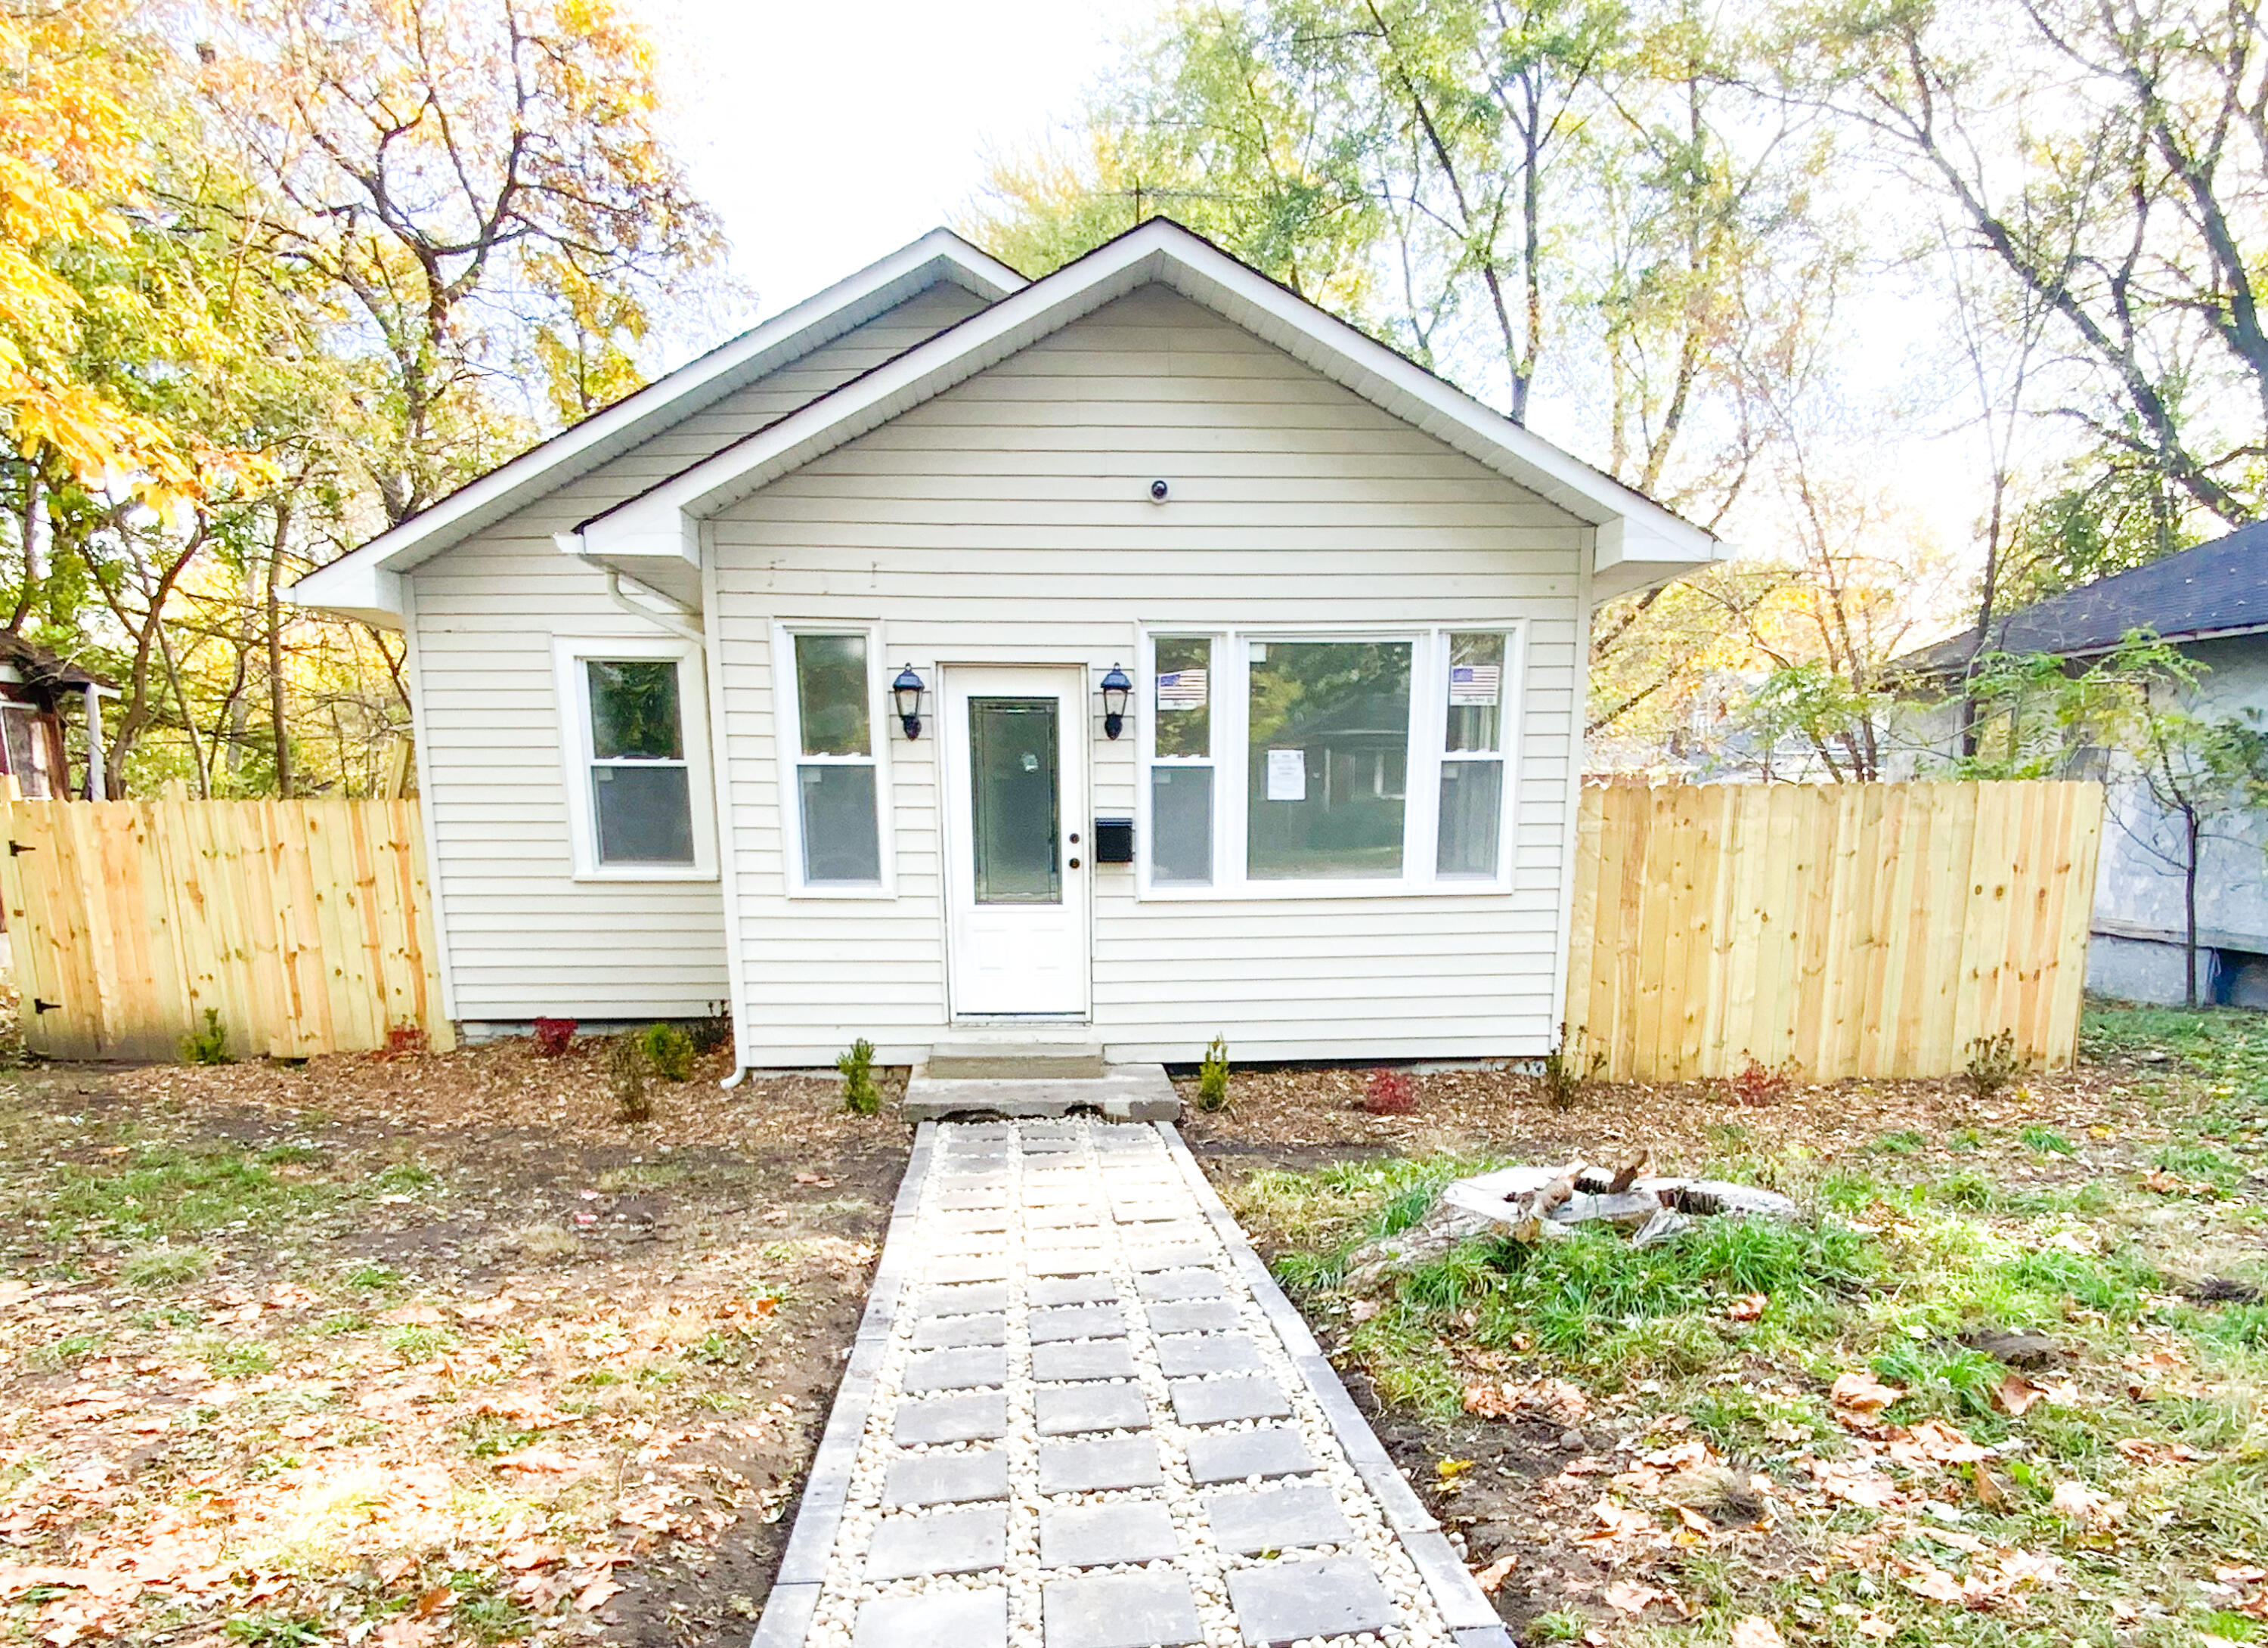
[620,0,1993,631]
[627,0,1163,314]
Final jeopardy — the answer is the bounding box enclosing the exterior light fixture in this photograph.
[1100,664,1132,740]
[892,664,925,740]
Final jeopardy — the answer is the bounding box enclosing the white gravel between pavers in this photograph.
[794,1119,1456,1648]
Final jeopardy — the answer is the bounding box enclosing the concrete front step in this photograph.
[922,1030,1111,1083]
[903,1062,1181,1123]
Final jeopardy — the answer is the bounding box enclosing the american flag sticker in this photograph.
[1155,668,1208,709]
[1448,664,1501,706]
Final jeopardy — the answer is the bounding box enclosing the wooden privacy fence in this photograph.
[0,799,454,1061]
[1,784,2101,1076]
[1563,780,2105,1082]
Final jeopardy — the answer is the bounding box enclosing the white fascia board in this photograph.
[1592,515,1719,602]
[282,556,405,631]
[289,228,1026,622]
[572,220,1719,583]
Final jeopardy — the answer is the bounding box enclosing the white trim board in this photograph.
[561,219,1718,605]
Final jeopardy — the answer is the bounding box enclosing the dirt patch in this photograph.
[1177,1057,2155,1167]
[0,1041,912,1648]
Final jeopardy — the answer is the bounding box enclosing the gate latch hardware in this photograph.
[7,840,29,855]
[32,999,58,1014]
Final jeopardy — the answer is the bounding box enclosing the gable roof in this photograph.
[288,229,1026,626]
[1899,524,2268,678]
[561,218,1718,606]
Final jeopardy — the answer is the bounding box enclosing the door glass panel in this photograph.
[969,698,1060,904]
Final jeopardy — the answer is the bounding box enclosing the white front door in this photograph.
[942,666,1089,1018]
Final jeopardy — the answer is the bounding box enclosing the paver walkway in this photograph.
[752,1119,1509,1648]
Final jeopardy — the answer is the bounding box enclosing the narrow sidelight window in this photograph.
[1436,631,1506,878]
[792,633,882,884]
[1149,636,1214,885]
[586,659,696,866]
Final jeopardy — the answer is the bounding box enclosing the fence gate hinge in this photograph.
[7,840,28,855]
[31,999,58,1014]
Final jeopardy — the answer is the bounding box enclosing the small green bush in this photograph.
[641,1021,695,1082]
[838,1038,879,1115]
[1196,1036,1232,1111]
[181,1008,234,1065]
[609,1035,652,1123]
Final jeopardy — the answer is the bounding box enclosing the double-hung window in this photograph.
[555,635,716,879]
[776,626,889,893]
[1139,625,1519,896]
[1148,636,1214,886]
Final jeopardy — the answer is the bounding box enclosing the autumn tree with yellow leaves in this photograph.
[0,0,722,798]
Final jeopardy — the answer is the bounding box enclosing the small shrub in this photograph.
[1196,1035,1232,1112]
[1538,1023,1601,1111]
[1362,1068,1416,1114]
[1966,1029,2021,1098]
[609,1035,652,1123]
[181,1009,234,1066]
[1729,1057,1792,1105]
[641,1021,695,1083]
[689,1000,733,1055]
[838,1037,880,1115]
[531,1017,577,1058]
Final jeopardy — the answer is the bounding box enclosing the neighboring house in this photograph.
[0,633,110,800]
[291,219,1716,1071]
[1898,528,2268,1006]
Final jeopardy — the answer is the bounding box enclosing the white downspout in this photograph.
[603,569,705,646]
[574,547,749,1089]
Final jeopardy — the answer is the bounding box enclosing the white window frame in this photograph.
[1135,621,1525,900]
[553,632,717,882]
[773,621,896,900]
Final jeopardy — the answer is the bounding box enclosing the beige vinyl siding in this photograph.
[409,281,989,1022]
[712,285,1587,1064]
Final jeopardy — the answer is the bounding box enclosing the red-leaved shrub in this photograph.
[377,1024,428,1060]
[533,1017,578,1058]
[1729,1058,1791,1105]
[1363,1068,1417,1114]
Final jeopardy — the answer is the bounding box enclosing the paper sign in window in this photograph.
[1448,664,1501,705]
[1154,668,1207,708]
[1265,748,1306,801]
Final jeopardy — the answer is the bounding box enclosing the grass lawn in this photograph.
[1191,1005,2268,1648]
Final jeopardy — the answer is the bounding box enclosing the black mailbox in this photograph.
[1093,817,1136,864]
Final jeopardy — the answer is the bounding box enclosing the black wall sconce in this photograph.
[892,664,926,740]
[1100,664,1132,740]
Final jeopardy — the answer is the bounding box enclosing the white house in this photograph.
[292,220,1715,1073]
